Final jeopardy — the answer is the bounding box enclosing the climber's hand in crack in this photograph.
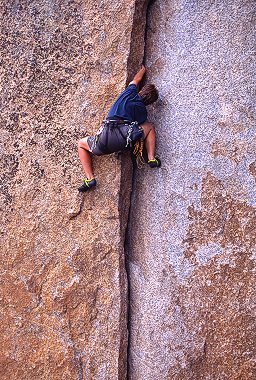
[130,64,146,86]
[77,64,161,193]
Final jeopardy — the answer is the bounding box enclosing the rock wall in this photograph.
[127,0,256,379]
[0,1,146,379]
[1,0,255,379]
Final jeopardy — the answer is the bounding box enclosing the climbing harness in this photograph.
[126,124,133,147]
[90,119,144,155]
[125,121,144,148]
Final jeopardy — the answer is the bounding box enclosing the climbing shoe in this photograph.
[148,157,161,168]
[78,178,97,192]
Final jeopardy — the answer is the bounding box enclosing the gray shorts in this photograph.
[86,135,103,155]
[86,122,106,156]
[86,119,144,156]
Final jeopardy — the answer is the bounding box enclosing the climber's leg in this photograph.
[77,137,96,192]
[140,121,161,167]
[139,121,155,160]
[78,137,94,179]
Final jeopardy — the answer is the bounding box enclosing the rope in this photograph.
[132,139,146,168]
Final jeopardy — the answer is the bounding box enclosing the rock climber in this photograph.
[77,64,161,192]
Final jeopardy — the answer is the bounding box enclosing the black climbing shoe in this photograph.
[78,178,97,192]
[148,157,161,168]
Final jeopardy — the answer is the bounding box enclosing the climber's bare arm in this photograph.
[129,64,146,86]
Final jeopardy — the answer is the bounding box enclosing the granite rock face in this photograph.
[0,1,146,379]
[127,1,256,379]
[1,0,256,379]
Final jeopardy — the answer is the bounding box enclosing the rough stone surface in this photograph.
[2,0,256,378]
[128,1,256,379]
[0,1,145,378]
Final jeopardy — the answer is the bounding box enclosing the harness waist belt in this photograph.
[105,118,131,125]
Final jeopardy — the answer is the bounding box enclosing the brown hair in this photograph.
[139,84,159,106]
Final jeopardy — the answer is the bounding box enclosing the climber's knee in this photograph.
[139,121,155,138]
[78,137,90,151]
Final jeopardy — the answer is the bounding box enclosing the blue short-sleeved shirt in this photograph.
[107,84,147,125]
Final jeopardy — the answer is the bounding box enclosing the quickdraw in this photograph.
[125,123,134,147]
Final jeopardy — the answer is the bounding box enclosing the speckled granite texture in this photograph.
[1,0,256,379]
[127,0,256,379]
[0,1,147,379]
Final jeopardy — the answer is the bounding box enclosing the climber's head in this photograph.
[139,84,159,106]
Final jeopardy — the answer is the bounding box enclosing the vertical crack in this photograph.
[122,1,154,378]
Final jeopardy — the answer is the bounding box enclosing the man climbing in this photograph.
[77,64,161,192]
